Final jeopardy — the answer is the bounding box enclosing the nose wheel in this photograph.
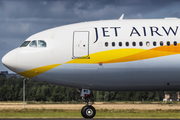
[79,89,96,118]
[81,105,96,118]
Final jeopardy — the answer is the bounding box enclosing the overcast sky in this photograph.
[1,0,180,72]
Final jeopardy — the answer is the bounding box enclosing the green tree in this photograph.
[0,85,8,101]
[0,76,6,87]
[51,86,64,102]
[35,86,46,101]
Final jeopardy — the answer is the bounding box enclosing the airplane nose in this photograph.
[2,49,17,72]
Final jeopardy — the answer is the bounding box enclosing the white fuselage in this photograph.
[2,18,180,91]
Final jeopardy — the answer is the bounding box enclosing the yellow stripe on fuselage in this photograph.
[67,45,180,64]
[18,64,61,78]
[66,48,146,64]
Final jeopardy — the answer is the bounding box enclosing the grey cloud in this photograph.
[0,40,7,50]
[1,0,78,19]
[1,0,180,21]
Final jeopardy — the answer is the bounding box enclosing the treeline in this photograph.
[0,76,172,102]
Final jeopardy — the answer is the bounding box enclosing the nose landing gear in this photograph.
[79,89,96,118]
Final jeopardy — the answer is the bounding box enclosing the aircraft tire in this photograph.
[81,105,96,118]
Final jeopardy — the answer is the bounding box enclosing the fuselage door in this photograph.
[73,31,89,59]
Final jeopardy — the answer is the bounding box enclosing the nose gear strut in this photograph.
[78,89,96,118]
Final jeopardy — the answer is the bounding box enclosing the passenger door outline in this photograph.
[73,31,90,59]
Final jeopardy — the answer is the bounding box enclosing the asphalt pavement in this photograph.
[0,118,179,120]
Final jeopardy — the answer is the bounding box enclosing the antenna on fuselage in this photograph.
[119,14,124,20]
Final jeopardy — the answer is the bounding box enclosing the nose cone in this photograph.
[2,49,17,72]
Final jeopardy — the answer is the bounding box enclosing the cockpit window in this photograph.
[29,40,47,48]
[38,40,46,47]
[29,40,37,47]
[20,41,31,47]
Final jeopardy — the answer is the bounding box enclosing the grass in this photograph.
[1,101,180,105]
[0,109,80,118]
[97,109,180,118]
[1,109,180,118]
[0,109,81,118]
[102,101,180,104]
[0,101,24,104]
[25,101,180,105]
[26,101,84,104]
